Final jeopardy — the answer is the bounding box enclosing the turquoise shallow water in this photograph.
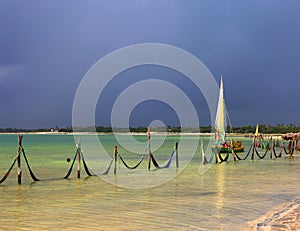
[0,134,299,230]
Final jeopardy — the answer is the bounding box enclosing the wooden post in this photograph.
[147,127,151,170]
[214,147,219,164]
[201,139,207,164]
[175,142,179,168]
[230,139,236,161]
[290,139,295,159]
[17,135,23,184]
[279,140,284,158]
[270,137,273,159]
[213,133,218,163]
[114,145,118,175]
[251,137,255,160]
[77,139,81,178]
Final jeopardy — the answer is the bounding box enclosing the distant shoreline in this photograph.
[0,123,298,135]
[0,131,283,139]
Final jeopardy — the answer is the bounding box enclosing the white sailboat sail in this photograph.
[213,77,244,155]
[215,77,226,146]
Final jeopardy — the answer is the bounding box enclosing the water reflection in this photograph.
[15,185,23,229]
[215,164,225,210]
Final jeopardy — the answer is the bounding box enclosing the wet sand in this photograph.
[250,199,300,230]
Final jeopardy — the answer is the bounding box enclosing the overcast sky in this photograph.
[1,1,300,129]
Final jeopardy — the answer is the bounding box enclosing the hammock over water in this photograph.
[118,154,144,170]
[151,150,175,169]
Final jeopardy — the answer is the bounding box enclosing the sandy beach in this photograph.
[249,199,300,230]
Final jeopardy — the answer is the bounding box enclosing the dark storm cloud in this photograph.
[0,0,299,128]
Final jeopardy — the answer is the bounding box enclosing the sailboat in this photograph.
[213,77,244,153]
[254,124,259,137]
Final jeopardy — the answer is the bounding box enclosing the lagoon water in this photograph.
[0,134,299,230]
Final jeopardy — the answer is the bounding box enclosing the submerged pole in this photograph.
[17,135,23,184]
[77,139,81,178]
[114,145,118,175]
[147,127,151,170]
[175,142,179,168]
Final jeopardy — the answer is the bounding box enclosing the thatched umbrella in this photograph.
[282,132,300,151]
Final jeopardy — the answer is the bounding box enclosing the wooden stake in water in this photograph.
[175,142,179,168]
[251,137,255,160]
[17,135,23,184]
[201,139,206,164]
[77,139,81,178]
[147,127,151,170]
[270,137,273,159]
[114,145,118,175]
[230,139,236,161]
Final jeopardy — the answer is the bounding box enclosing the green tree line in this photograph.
[0,124,299,134]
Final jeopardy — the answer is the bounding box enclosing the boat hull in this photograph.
[219,146,244,153]
[212,145,245,153]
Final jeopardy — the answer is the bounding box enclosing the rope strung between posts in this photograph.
[0,154,18,184]
[217,151,230,163]
[256,137,272,150]
[0,148,41,184]
[283,146,289,155]
[81,152,94,176]
[258,136,272,149]
[283,140,295,155]
[254,137,284,160]
[64,148,113,178]
[211,137,274,162]
[0,139,114,183]
[201,140,215,165]
[100,159,113,175]
[272,141,283,158]
[81,153,113,176]
[150,150,175,169]
[118,154,145,170]
[1,134,296,185]
[254,144,269,159]
[290,141,295,155]
[211,146,230,163]
[233,143,253,161]
[202,135,297,164]
[275,139,281,147]
[64,149,78,179]
[21,148,40,181]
